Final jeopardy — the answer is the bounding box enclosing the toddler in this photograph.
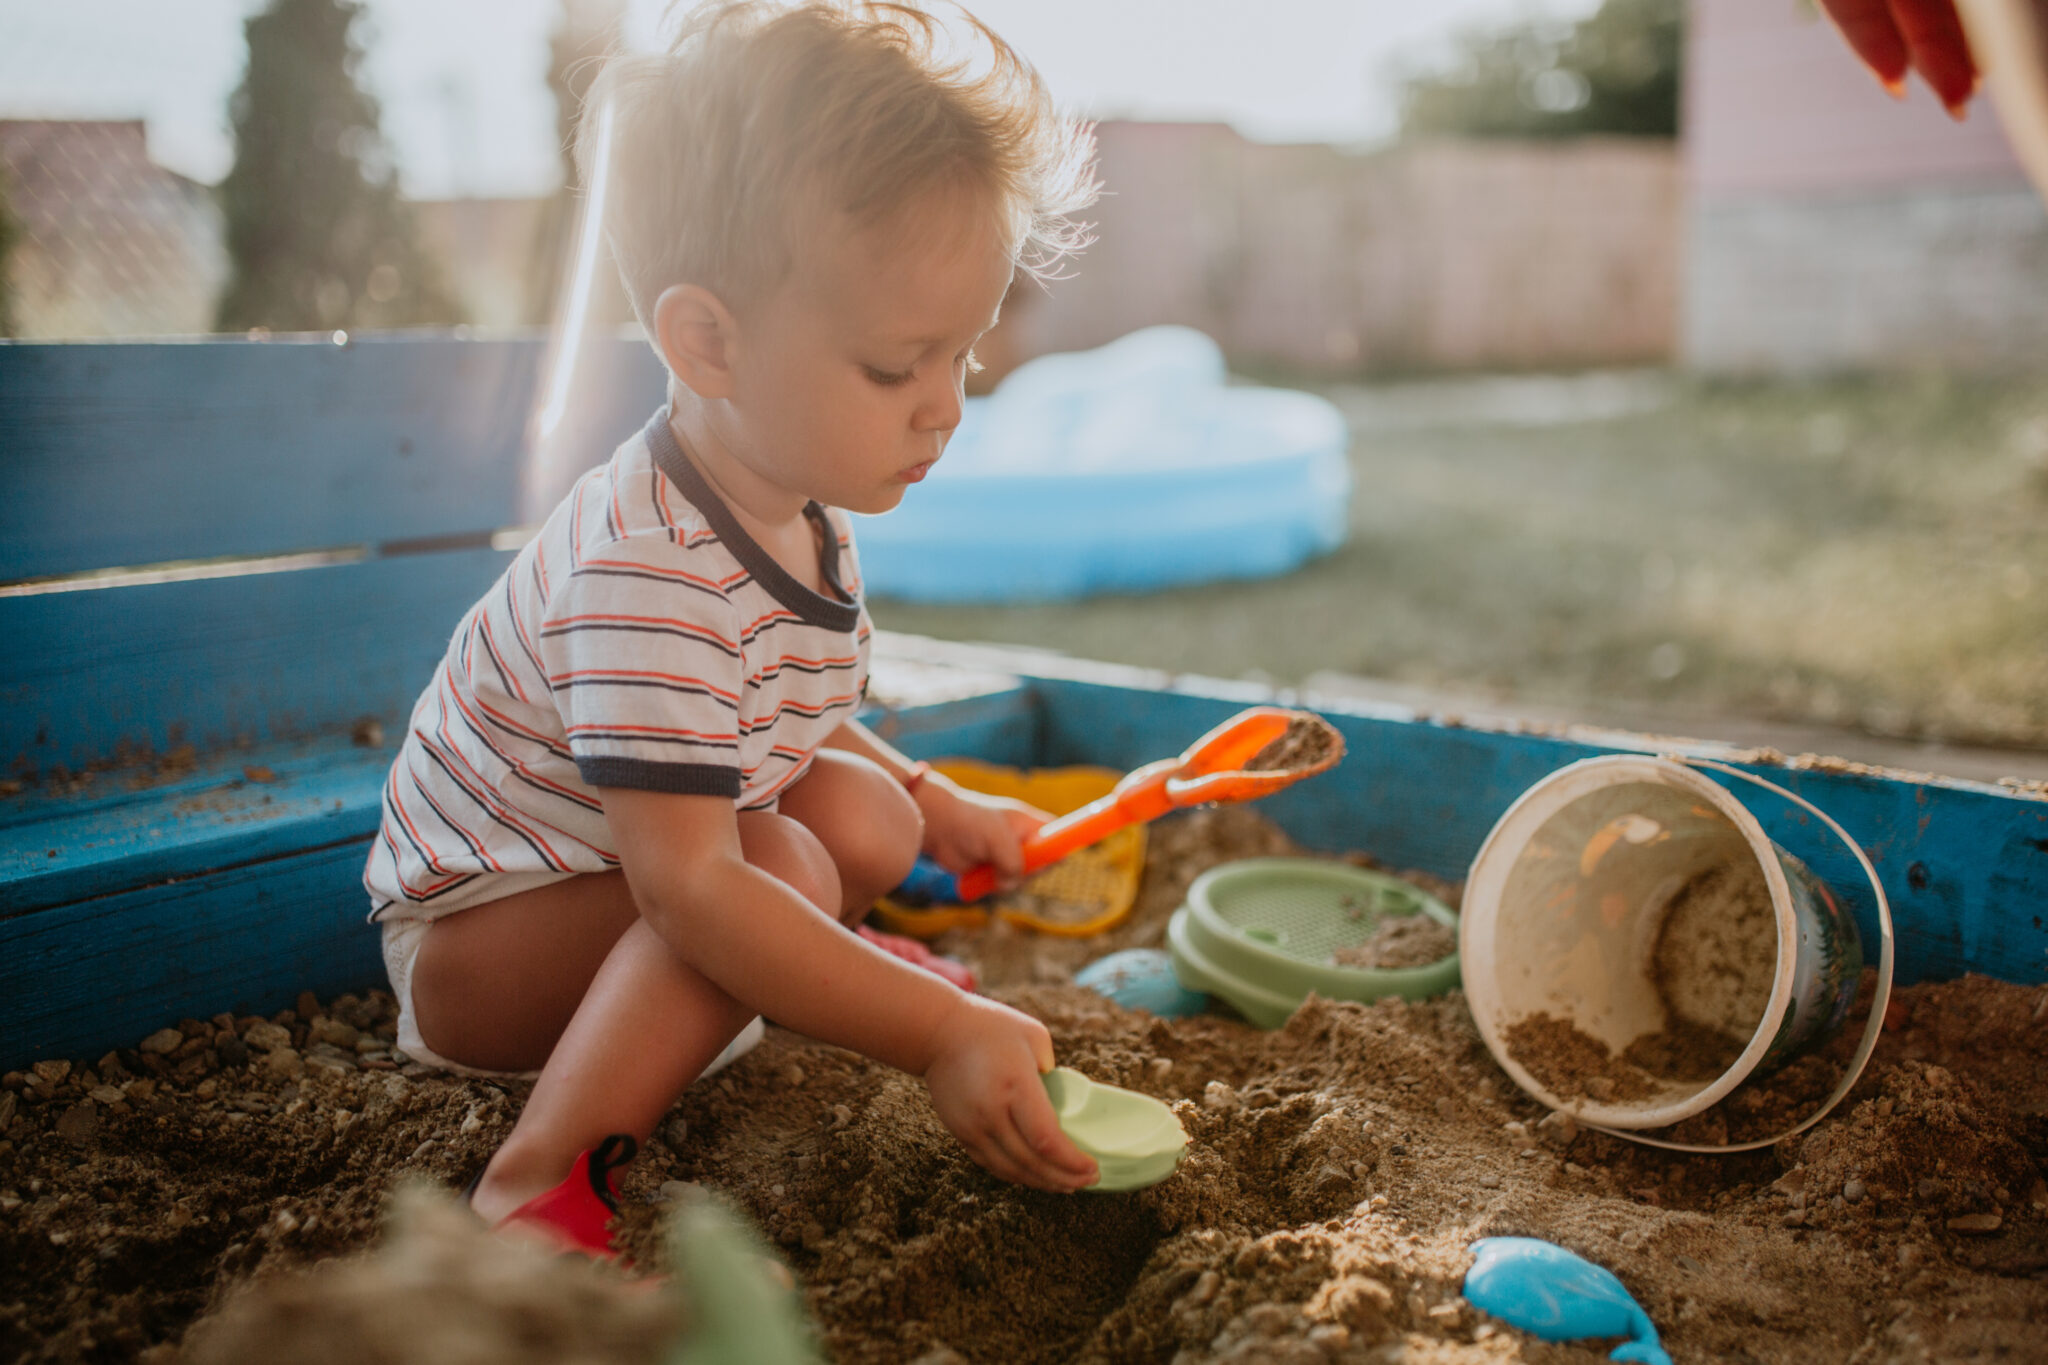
[363,0,1102,1254]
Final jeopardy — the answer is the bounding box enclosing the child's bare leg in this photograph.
[417,751,921,1223]
[776,748,924,913]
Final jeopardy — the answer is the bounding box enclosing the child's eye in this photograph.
[863,364,914,387]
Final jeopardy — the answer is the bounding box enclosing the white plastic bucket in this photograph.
[1461,755,1894,1153]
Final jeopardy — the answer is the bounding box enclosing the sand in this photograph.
[1243,716,1342,776]
[2,806,2044,1363]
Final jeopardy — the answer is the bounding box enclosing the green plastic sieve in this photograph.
[1166,858,1461,1028]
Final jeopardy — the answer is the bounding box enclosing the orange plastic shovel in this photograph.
[949,706,1344,902]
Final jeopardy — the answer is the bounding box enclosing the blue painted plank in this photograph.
[862,685,1039,769]
[0,688,1037,1066]
[0,736,388,916]
[7,670,2041,1070]
[2,546,510,772]
[1,838,385,1067]
[0,336,666,580]
[1029,677,2048,989]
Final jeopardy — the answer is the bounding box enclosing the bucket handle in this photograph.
[1583,756,1896,1155]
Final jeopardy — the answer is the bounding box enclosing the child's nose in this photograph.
[911,367,963,433]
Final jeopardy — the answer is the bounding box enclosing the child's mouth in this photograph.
[899,461,934,484]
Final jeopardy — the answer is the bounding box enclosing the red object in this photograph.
[856,923,977,992]
[493,1134,637,1260]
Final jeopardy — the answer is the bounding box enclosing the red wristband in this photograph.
[901,760,932,794]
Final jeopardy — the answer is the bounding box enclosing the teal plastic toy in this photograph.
[1074,948,1211,1018]
[1041,1067,1188,1191]
[1463,1237,1670,1365]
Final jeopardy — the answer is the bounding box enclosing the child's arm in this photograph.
[820,718,1047,879]
[602,785,1096,1192]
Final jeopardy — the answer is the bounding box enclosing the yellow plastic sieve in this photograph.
[871,759,1146,939]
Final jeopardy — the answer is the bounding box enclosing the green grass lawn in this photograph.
[874,370,2048,751]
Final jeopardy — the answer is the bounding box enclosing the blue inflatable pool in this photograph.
[854,327,1352,603]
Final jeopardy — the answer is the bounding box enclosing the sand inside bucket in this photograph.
[1506,854,1779,1101]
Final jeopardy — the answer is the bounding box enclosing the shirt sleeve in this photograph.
[536,531,746,797]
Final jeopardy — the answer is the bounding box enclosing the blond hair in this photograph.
[578,1,1098,323]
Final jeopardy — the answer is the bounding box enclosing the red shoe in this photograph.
[490,1134,637,1261]
[857,924,978,992]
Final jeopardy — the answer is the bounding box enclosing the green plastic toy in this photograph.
[665,1194,821,1365]
[1041,1067,1189,1191]
[1166,858,1460,1028]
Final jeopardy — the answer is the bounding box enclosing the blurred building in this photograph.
[994,120,1680,381]
[0,120,227,338]
[1684,0,2048,372]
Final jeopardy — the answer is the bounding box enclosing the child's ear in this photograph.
[652,284,739,400]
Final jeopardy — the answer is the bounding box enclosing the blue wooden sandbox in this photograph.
[3,336,2044,1069]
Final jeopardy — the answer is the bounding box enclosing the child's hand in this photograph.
[921,994,1098,1192]
[915,774,1048,884]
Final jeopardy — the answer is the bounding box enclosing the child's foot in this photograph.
[477,1134,637,1260]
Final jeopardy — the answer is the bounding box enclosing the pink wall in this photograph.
[1687,0,2025,198]
[997,123,1679,377]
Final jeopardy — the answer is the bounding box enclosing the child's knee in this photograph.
[738,814,841,914]
[840,765,922,909]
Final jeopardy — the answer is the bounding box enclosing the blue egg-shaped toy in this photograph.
[1074,949,1210,1018]
[1464,1237,1670,1365]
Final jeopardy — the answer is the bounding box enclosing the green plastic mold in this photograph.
[1166,857,1460,1029]
[1041,1067,1188,1191]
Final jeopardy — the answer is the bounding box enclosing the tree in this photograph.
[1396,0,1683,140]
[523,0,622,325]
[214,0,460,332]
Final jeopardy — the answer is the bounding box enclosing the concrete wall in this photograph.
[997,122,1679,378]
[1682,0,2048,373]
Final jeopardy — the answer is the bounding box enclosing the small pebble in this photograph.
[1844,1179,1866,1204]
[309,1017,360,1049]
[829,1104,852,1130]
[1536,1110,1579,1148]
[781,1063,806,1088]
[138,1029,185,1058]
[243,1021,292,1053]
[88,1086,124,1106]
[33,1059,73,1085]
[55,1104,98,1144]
[1583,1075,1617,1101]
[215,1036,249,1068]
[261,1048,305,1080]
[1619,1229,1645,1249]
[1947,1212,2002,1235]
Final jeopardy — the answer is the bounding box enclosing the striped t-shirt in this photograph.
[364,409,872,922]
